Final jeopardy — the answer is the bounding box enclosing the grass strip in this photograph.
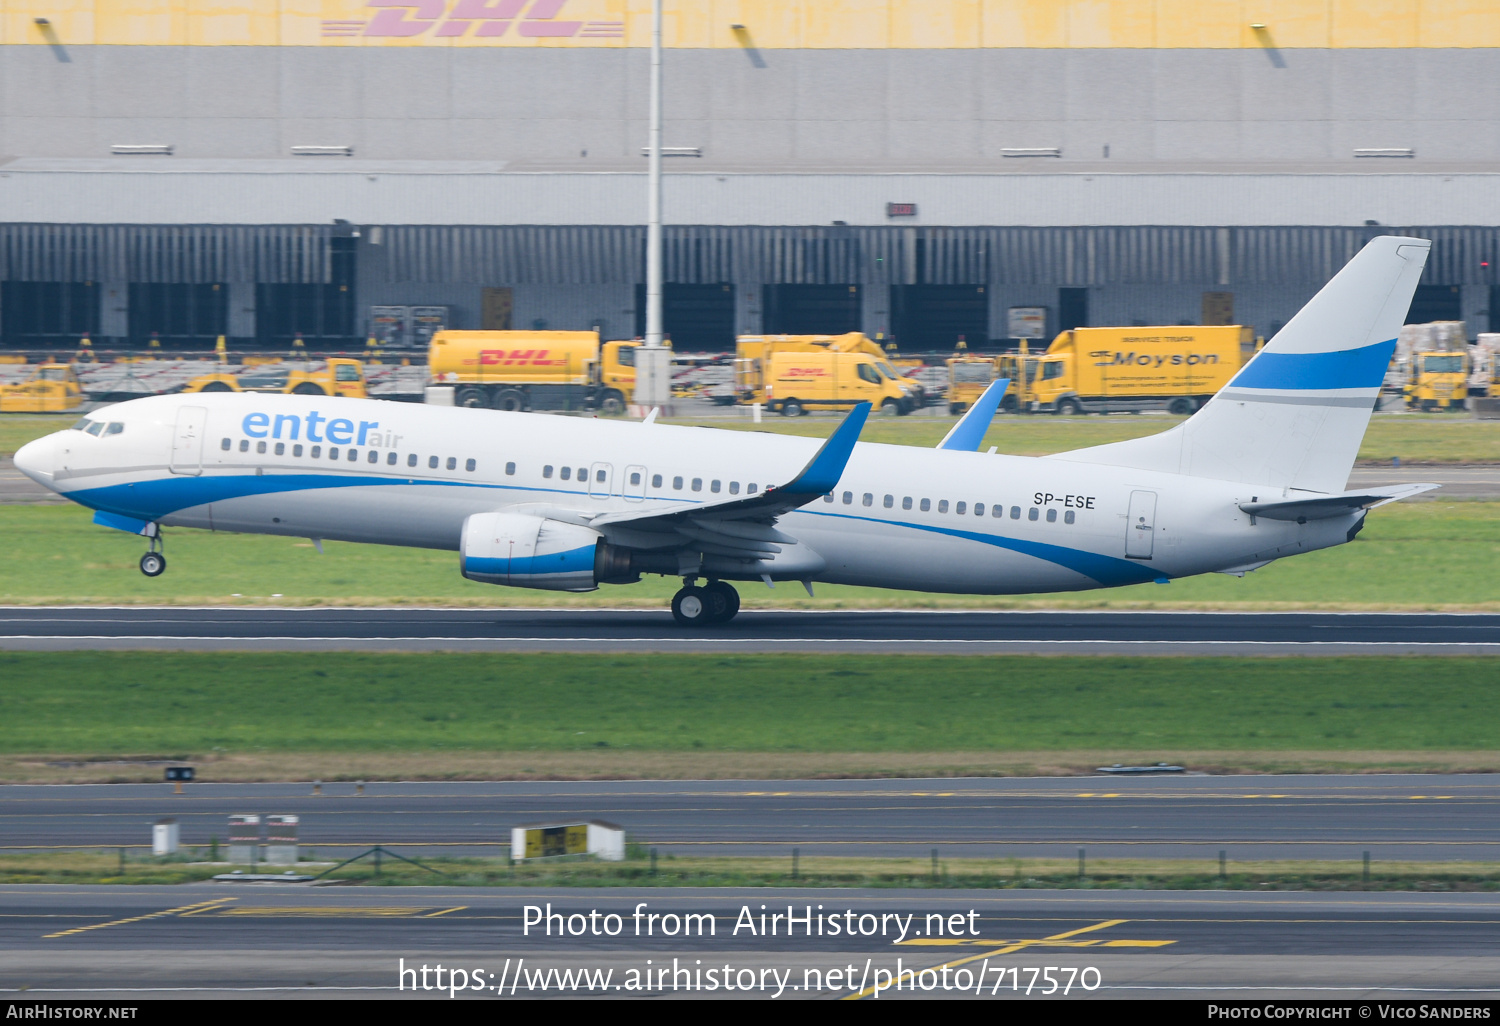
[6,852,1500,890]
[3,654,1500,769]
[4,499,1498,609]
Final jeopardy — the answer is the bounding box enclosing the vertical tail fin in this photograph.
[1050,236,1430,493]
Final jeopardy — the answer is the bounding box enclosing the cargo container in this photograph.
[999,325,1253,415]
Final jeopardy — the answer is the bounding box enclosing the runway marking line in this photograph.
[42,898,236,939]
[848,919,1163,1000]
[198,906,465,918]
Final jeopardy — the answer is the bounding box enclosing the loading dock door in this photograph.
[762,284,861,335]
[170,406,208,477]
[1125,490,1157,560]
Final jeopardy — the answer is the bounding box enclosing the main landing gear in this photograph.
[670,579,741,627]
[139,528,166,577]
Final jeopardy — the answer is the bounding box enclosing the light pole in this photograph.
[635,0,672,412]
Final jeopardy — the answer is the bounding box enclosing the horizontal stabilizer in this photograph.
[937,378,1010,452]
[1239,483,1438,522]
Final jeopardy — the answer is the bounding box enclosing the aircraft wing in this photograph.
[1238,483,1439,522]
[581,402,870,561]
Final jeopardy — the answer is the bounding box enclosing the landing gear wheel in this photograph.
[671,585,713,627]
[703,580,741,624]
[139,552,166,577]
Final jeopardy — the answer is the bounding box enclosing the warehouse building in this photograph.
[3,0,1499,352]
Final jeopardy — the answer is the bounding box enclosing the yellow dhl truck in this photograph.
[734,334,916,415]
[1405,350,1469,410]
[183,358,367,399]
[427,330,651,414]
[0,363,83,412]
[999,325,1253,415]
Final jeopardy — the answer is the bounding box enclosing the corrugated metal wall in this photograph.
[0,225,334,283]
[3,223,1495,287]
[381,225,1500,287]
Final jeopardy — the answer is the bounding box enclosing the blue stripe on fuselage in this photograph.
[1228,338,1395,391]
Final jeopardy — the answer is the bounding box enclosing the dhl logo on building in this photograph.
[324,0,622,40]
[473,349,570,367]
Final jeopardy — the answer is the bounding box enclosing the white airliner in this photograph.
[15,236,1436,626]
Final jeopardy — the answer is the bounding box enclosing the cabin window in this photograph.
[368,450,378,464]
[1046,508,1057,522]
[1010,506,1020,519]
[596,469,605,483]
[673,476,683,490]
[387,452,397,465]
[428,456,439,469]
[256,441,267,454]
[466,458,477,472]
[506,462,516,476]
[629,471,641,486]
[293,444,304,457]
[902,497,912,510]
[652,474,663,488]
[824,493,834,503]
[348,449,359,462]
[862,493,873,507]
[543,465,554,478]
[275,442,285,456]
[1029,507,1039,521]
[220,438,231,451]
[239,439,249,452]
[920,499,931,512]
[974,503,984,516]
[711,480,721,493]
[329,448,340,460]
[105,423,124,436]
[560,466,572,480]
[992,504,1003,518]
[938,500,949,514]
[447,457,458,471]
[692,478,702,492]
[955,501,966,515]
[729,481,739,494]
[310,446,321,458]
[1065,510,1076,524]
[842,491,853,504]
[577,467,587,481]
[748,484,758,494]
[883,495,894,508]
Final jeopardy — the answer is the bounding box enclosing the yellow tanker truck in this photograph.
[427,330,650,414]
[1000,325,1253,415]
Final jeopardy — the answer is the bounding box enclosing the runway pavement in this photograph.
[2,607,1499,654]
[4,886,1500,998]
[6,775,1500,861]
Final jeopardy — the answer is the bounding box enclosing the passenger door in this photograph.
[1125,489,1157,559]
[170,405,208,477]
[589,461,613,500]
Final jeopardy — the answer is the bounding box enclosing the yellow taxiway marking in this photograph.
[846,918,1166,1000]
[43,898,236,939]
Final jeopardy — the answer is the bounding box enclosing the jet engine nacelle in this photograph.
[460,512,602,592]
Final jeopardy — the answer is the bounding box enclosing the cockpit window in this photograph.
[71,418,92,431]
[104,422,124,436]
[85,421,104,436]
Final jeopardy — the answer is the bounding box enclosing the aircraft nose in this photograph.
[12,436,55,484]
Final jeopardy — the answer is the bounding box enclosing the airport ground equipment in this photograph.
[427,329,648,413]
[946,353,1000,414]
[734,333,915,415]
[1471,334,1500,397]
[511,820,625,862]
[1405,350,1469,410]
[999,325,1252,415]
[182,358,367,399]
[152,818,179,856]
[0,363,82,412]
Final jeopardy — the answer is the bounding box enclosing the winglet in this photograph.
[774,402,871,496]
[937,378,1010,452]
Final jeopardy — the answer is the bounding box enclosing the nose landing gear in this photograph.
[138,529,165,577]
[670,579,741,627]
